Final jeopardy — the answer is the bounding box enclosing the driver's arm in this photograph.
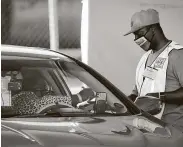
[71,88,95,107]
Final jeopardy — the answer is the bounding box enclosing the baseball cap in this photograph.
[124,9,160,36]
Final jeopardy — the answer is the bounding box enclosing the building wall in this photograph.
[87,0,183,95]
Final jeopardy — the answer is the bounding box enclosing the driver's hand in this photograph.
[77,98,96,108]
[77,100,89,108]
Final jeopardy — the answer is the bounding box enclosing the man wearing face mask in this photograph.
[124,9,183,128]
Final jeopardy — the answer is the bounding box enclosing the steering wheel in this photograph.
[36,102,75,114]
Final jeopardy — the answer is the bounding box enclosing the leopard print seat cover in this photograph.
[12,91,72,115]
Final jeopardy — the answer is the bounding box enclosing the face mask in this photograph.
[135,36,151,51]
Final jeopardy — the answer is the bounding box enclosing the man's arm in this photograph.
[160,87,183,104]
[147,87,183,104]
[147,49,183,104]
[161,49,183,104]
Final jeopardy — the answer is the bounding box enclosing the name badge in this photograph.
[143,66,158,80]
[154,57,166,69]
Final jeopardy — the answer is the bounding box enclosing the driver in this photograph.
[124,9,183,128]
[11,72,73,115]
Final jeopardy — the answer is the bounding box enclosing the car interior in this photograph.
[1,58,128,117]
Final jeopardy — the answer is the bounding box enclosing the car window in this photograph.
[1,56,133,117]
[1,58,71,117]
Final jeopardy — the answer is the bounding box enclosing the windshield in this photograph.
[1,55,139,118]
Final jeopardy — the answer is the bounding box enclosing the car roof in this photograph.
[1,45,68,60]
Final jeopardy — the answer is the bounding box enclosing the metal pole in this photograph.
[81,0,89,64]
[48,0,59,51]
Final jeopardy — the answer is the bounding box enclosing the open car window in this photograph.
[58,59,129,115]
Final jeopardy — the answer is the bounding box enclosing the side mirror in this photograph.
[94,92,107,114]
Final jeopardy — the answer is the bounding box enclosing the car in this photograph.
[1,45,183,147]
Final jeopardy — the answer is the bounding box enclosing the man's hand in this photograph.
[128,94,137,102]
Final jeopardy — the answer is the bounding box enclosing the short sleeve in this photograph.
[169,49,183,87]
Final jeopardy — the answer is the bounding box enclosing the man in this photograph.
[124,9,183,128]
